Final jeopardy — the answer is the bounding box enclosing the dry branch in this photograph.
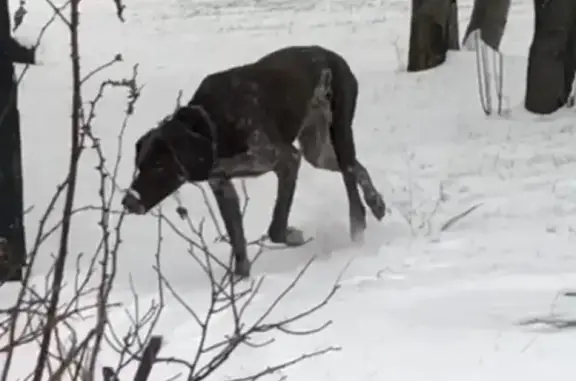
[1,0,143,379]
[2,0,341,379]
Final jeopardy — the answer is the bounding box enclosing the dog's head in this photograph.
[122,106,216,214]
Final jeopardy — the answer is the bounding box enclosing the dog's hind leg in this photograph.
[209,178,251,278]
[340,166,367,241]
[267,145,306,246]
[328,80,368,241]
[300,127,367,241]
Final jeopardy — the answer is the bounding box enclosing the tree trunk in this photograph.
[462,0,511,51]
[525,0,576,114]
[408,0,460,72]
[0,0,34,282]
[447,0,460,50]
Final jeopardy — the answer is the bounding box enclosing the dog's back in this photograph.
[188,45,359,168]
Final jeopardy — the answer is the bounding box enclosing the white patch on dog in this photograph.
[126,188,141,201]
[297,68,338,170]
[211,128,280,178]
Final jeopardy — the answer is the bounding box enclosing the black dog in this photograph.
[122,45,386,278]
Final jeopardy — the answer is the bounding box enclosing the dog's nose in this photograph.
[122,191,145,214]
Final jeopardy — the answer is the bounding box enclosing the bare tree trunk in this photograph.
[462,0,511,51]
[525,0,576,114]
[447,0,460,50]
[0,0,34,282]
[407,0,459,72]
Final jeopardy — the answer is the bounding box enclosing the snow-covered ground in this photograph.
[3,0,576,379]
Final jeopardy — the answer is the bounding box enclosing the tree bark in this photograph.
[0,0,34,282]
[462,0,511,51]
[407,0,459,72]
[525,0,576,114]
[447,0,460,50]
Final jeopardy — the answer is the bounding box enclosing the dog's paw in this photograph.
[284,227,306,246]
[368,193,386,221]
[234,259,251,279]
[350,218,366,243]
[268,226,307,247]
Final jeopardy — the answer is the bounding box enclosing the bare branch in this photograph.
[112,0,126,22]
[3,1,339,379]
[227,347,342,381]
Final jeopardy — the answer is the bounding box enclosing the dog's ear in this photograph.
[173,106,197,123]
[171,105,215,142]
[135,129,158,167]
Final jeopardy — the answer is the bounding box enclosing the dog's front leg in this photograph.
[208,177,250,278]
[267,146,305,246]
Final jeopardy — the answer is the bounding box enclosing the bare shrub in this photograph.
[393,151,482,238]
[0,0,341,379]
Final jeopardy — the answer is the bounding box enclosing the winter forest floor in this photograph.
[3,0,576,380]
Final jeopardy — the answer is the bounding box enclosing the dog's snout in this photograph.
[122,191,145,214]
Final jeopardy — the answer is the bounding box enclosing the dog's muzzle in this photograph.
[122,189,146,215]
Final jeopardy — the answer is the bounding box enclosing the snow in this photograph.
[3,0,576,380]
